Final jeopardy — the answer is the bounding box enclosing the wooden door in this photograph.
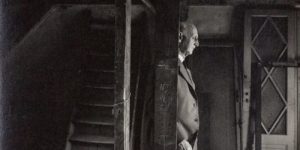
[243,10,297,150]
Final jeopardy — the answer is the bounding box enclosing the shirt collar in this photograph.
[178,54,185,63]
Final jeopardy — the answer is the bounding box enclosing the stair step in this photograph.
[85,44,115,56]
[71,142,114,150]
[80,87,114,105]
[84,68,115,73]
[86,31,115,54]
[74,115,114,126]
[70,134,114,144]
[81,70,114,85]
[79,102,114,107]
[74,117,114,126]
[79,98,114,106]
[91,18,115,25]
[90,24,114,31]
[85,54,114,70]
[86,53,114,58]
[75,105,114,120]
[73,121,114,137]
[76,104,113,113]
[86,52,114,58]
[84,31,115,53]
[84,85,115,90]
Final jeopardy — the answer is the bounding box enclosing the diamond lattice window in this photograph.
[251,16,288,135]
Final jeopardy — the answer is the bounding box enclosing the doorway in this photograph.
[243,10,297,150]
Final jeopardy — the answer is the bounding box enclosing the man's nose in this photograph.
[195,40,199,47]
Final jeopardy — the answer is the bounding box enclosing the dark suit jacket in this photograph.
[177,61,199,143]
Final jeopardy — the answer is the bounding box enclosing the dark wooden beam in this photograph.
[189,0,295,5]
[115,0,131,149]
[154,0,180,150]
[250,63,262,150]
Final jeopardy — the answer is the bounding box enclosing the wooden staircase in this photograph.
[66,17,116,150]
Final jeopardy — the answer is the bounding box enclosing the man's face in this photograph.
[186,27,199,55]
[180,26,199,56]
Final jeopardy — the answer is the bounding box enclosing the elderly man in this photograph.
[177,22,199,150]
[141,22,199,150]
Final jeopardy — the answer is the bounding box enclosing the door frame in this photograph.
[297,9,300,150]
[243,9,297,150]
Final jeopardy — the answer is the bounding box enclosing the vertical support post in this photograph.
[234,47,242,150]
[154,0,180,150]
[250,63,262,150]
[297,9,300,150]
[287,11,297,150]
[242,10,252,150]
[115,0,131,150]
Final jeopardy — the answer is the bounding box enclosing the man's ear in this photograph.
[178,32,183,43]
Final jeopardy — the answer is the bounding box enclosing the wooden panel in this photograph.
[262,144,287,150]
[154,0,180,149]
[154,66,177,150]
[191,47,237,150]
[187,6,234,39]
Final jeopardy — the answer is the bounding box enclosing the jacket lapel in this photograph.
[179,62,195,90]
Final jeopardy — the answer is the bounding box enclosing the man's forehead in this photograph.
[192,27,198,35]
[182,25,198,38]
[181,23,196,31]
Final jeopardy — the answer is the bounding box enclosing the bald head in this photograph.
[179,22,197,40]
[179,22,199,57]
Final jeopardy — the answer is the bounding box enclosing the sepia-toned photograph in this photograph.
[0,0,299,150]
